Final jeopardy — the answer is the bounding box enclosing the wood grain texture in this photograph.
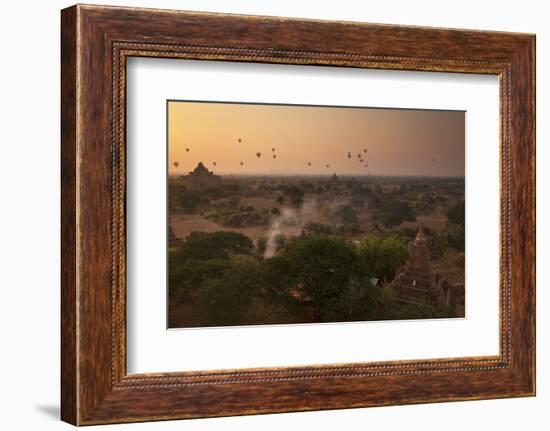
[60,4,535,425]
[60,5,78,425]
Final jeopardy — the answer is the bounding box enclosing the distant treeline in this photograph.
[169,177,464,234]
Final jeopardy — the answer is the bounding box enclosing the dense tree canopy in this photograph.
[447,200,465,226]
[168,258,231,300]
[193,256,264,325]
[168,229,453,328]
[357,234,410,281]
[379,200,416,228]
[169,186,208,214]
[172,231,253,261]
[277,235,367,321]
[446,223,465,251]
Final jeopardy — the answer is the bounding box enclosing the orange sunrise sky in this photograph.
[168,101,465,177]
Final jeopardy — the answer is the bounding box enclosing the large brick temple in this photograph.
[391,222,440,305]
[183,162,221,185]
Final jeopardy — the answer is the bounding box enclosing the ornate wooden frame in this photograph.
[61,4,535,425]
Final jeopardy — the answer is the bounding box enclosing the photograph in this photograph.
[167,101,466,328]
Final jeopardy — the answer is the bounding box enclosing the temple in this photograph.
[182,162,221,185]
[391,222,440,305]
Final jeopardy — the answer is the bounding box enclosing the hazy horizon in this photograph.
[168,172,466,179]
[168,101,465,177]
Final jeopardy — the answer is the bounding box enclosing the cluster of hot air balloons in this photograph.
[171,138,373,174]
[247,144,280,164]
[353,148,369,169]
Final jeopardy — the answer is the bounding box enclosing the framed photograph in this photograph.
[61,4,535,425]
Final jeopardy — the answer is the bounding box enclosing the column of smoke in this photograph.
[263,197,319,258]
[264,208,295,258]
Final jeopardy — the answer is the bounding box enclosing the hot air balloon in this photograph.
[273,154,277,159]
[364,149,367,153]
[237,138,242,143]
[307,162,311,166]
[357,154,361,158]
[326,164,330,168]
[256,152,261,159]
[240,161,244,166]
[173,161,179,168]
[213,162,217,166]
[348,152,351,159]
[185,148,190,152]
[272,147,275,152]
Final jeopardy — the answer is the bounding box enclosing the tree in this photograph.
[447,200,465,226]
[169,186,208,214]
[169,231,255,302]
[168,257,231,300]
[420,193,436,211]
[257,237,268,254]
[192,256,264,326]
[304,221,333,235]
[352,185,379,206]
[276,235,366,322]
[274,233,287,251]
[204,186,228,200]
[172,231,253,261]
[446,223,465,251]
[283,185,304,208]
[331,277,380,321]
[357,234,410,281]
[331,204,358,224]
[398,227,417,240]
[379,200,416,228]
[427,232,448,260]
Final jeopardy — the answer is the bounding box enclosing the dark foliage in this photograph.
[447,200,465,226]
[379,200,416,228]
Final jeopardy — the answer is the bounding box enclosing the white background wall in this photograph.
[0,0,546,429]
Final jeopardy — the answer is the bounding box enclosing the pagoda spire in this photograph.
[414,221,427,245]
[390,220,438,305]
